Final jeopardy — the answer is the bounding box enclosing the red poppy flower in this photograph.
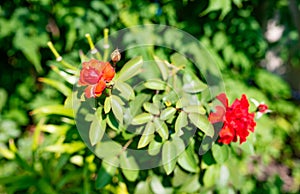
[209,93,256,144]
[78,59,115,98]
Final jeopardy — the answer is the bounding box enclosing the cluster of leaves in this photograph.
[1,0,300,193]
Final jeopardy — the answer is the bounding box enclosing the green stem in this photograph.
[103,28,110,62]
[85,33,102,60]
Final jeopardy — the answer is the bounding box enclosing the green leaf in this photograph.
[120,151,139,182]
[39,78,72,96]
[138,122,155,149]
[0,88,7,112]
[154,55,169,81]
[134,181,153,194]
[115,81,135,100]
[132,113,153,125]
[170,53,187,68]
[175,111,188,134]
[178,174,201,193]
[183,105,206,114]
[154,118,169,140]
[212,144,230,163]
[96,161,117,189]
[178,144,198,173]
[148,140,162,156]
[89,119,106,146]
[143,102,160,115]
[44,142,85,154]
[130,94,151,117]
[183,70,207,93]
[160,107,176,121]
[200,0,232,19]
[203,165,218,188]
[162,141,177,175]
[144,79,166,90]
[104,96,111,114]
[111,95,124,124]
[95,141,123,161]
[117,56,143,81]
[31,105,74,118]
[188,113,214,137]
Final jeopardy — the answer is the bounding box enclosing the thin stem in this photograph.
[85,33,102,60]
[47,41,77,71]
[103,28,110,62]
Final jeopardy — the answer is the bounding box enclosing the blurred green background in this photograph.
[0,0,300,193]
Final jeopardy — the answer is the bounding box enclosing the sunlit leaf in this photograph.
[31,105,74,118]
[154,118,169,140]
[134,181,152,194]
[38,78,72,96]
[183,105,206,114]
[154,55,169,81]
[160,107,176,121]
[162,141,177,175]
[143,102,160,115]
[138,122,155,149]
[144,79,166,90]
[175,111,188,134]
[132,113,153,125]
[104,96,111,114]
[170,53,187,68]
[111,95,124,124]
[148,140,162,156]
[115,81,135,100]
[178,144,198,173]
[117,56,143,81]
[183,70,207,93]
[89,119,106,146]
[188,113,214,137]
[120,151,139,182]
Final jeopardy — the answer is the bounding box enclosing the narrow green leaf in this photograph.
[104,96,111,114]
[115,81,135,100]
[31,105,74,118]
[160,107,176,121]
[175,111,188,134]
[162,141,177,175]
[96,161,117,189]
[154,55,169,81]
[117,56,143,81]
[120,151,139,182]
[143,102,160,115]
[144,79,166,90]
[138,122,155,149]
[188,113,214,137]
[111,96,124,124]
[39,77,72,96]
[183,105,206,114]
[132,113,153,125]
[154,118,169,140]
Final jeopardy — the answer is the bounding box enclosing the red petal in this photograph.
[216,93,228,107]
[94,80,106,97]
[209,106,226,123]
[84,85,95,98]
[102,62,115,82]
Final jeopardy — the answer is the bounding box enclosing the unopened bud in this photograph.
[111,49,121,63]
